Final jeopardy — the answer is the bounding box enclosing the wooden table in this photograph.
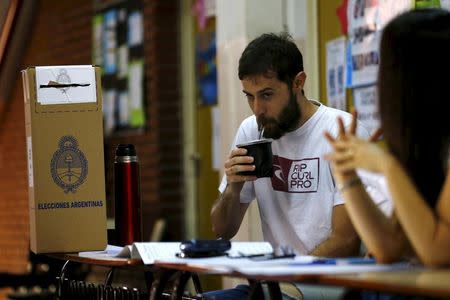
[49,252,144,267]
[156,261,450,299]
[321,269,450,298]
[49,253,450,299]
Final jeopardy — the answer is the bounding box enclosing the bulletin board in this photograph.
[319,0,446,134]
[92,0,145,136]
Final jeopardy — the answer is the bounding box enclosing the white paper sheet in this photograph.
[233,262,416,276]
[145,241,272,265]
[35,66,97,104]
[377,0,412,29]
[128,11,143,46]
[79,241,273,265]
[78,244,125,260]
[347,0,380,87]
[326,36,347,110]
[348,30,381,87]
[133,242,180,264]
[442,0,450,10]
[353,85,380,135]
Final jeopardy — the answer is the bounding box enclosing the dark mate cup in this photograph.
[236,139,273,178]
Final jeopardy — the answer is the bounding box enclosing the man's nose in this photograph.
[253,98,265,116]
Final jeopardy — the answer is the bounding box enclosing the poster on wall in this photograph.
[196,28,217,105]
[128,60,145,128]
[353,85,380,134]
[377,0,412,29]
[348,31,381,87]
[92,0,145,135]
[345,0,413,87]
[103,10,118,76]
[326,36,347,110]
[442,0,450,10]
[347,0,380,87]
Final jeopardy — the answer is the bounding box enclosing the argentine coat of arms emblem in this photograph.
[51,136,88,193]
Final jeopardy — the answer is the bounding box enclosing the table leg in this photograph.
[104,267,116,287]
[266,281,282,300]
[191,273,203,295]
[149,268,177,300]
[169,271,192,300]
[144,271,154,296]
[247,280,282,300]
[248,280,264,299]
[57,260,70,299]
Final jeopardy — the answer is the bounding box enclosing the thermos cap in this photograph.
[116,144,136,157]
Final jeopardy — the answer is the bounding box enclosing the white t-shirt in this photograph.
[219,101,391,254]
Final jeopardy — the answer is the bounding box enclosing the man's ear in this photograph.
[293,71,306,92]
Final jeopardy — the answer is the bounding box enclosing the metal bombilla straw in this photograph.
[259,126,265,140]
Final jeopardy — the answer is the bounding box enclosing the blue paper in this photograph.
[290,257,376,266]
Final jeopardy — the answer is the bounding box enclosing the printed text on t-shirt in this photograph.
[271,156,319,193]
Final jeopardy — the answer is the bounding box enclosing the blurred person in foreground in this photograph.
[325,8,450,269]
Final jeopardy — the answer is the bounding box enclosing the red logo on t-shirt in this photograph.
[271,156,319,193]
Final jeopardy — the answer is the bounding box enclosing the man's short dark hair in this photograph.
[238,32,303,86]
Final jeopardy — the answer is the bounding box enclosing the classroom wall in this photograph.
[0,0,183,273]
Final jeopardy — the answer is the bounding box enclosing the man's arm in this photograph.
[310,204,360,257]
[210,147,256,239]
[210,183,249,239]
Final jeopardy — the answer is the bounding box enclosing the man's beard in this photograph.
[258,90,301,140]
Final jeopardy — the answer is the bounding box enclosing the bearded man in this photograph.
[206,31,391,300]
[211,32,367,257]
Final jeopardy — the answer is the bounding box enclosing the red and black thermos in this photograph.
[114,144,142,246]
